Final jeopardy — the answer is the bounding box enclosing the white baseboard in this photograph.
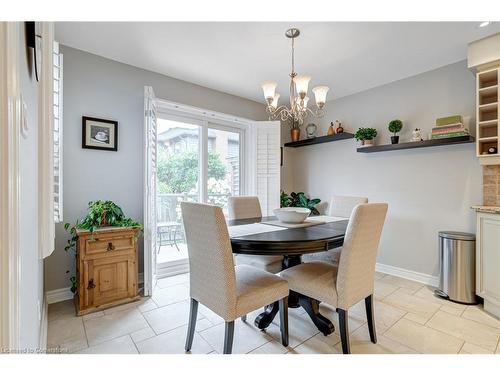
[376,262,439,287]
[45,287,73,304]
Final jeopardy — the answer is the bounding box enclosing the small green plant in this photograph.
[64,200,143,294]
[280,191,321,216]
[388,119,403,136]
[355,127,378,141]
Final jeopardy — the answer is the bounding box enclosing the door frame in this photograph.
[143,86,158,296]
[0,21,21,351]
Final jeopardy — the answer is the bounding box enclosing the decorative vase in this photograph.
[391,136,399,144]
[327,123,336,136]
[291,128,300,142]
[335,120,344,134]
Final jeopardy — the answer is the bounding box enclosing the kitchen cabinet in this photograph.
[475,208,500,318]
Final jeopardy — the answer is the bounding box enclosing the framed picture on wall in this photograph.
[82,116,118,151]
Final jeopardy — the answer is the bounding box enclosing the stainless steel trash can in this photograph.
[435,231,477,304]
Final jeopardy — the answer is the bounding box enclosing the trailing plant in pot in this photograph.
[64,200,143,294]
[355,127,378,147]
[388,119,403,144]
[280,191,321,215]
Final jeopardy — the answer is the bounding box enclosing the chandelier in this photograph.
[261,28,329,124]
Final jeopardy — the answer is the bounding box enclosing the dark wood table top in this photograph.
[228,216,348,256]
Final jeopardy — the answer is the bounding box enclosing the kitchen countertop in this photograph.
[471,205,500,214]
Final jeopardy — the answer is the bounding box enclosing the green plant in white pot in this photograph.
[355,127,378,147]
[388,119,403,144]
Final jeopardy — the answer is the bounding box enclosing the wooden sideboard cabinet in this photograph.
[75,226,141,315]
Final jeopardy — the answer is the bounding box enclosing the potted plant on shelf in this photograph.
[388,119,403,144]
[355,127,378,147]
[289,119,302,142]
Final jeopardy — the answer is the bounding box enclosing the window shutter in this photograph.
[53,41,63,223]
[247,121,281,216]
[39,22,55,259]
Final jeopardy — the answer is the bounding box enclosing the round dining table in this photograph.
[228,216,349,336]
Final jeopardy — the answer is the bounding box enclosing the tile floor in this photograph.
[47,272,500,354]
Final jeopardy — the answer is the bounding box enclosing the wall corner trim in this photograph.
[0,21,22,351]
[39,298,48,351]
[376,262,439,287]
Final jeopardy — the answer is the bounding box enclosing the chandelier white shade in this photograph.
[312,86,329,108]
[293,75,311,97]
[261,28,329,124]
[271,93,280,109]
[262,81,278,101]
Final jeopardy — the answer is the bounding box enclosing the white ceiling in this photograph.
[55,22,500,103]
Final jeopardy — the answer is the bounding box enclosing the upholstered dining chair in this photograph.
[280,203,388,354]
[302,195,368,264]
[228,196,283,274]
[181,201,290,354]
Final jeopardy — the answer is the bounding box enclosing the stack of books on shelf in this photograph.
[431,115,468,139]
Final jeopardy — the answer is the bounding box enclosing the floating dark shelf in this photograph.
[284,132,354,148]
[356,135,475,153]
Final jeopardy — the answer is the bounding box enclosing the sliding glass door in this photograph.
[154,115,243,273]
[206,125,242,215]
[156,116,201,269]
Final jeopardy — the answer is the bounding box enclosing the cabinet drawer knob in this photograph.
[107,242,115,251]
[87,279,96,289]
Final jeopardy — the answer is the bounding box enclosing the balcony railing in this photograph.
[157,193,232,223]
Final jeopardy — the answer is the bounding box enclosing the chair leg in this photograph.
[185,298,198,352]
[223,321,235,354]
[365,294,377,343]
[278,297,289,347]
[241,314,247,323]
[338,308,351,354]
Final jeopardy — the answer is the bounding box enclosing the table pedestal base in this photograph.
[298,294,335,336]
[253,255,335,336]
[254,303,279,330]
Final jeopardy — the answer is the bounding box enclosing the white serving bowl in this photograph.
[273,207,311,224]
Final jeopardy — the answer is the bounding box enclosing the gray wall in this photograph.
[284,60,482,278]
[45,46,266,291]
[18,24,44,349]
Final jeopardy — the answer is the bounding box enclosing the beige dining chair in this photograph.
[228,196,283,274]
[302,195,368,264]
[181,202,290,354]
[280,203,388,354]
